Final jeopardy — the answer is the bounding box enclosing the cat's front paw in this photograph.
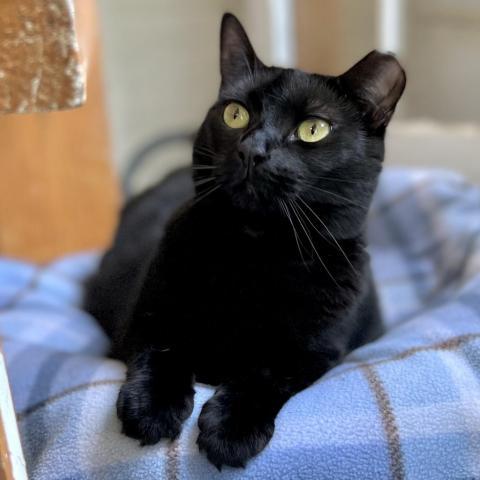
[196,388,274,469]
[117,381,194,445]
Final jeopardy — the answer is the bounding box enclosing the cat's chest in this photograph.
[166,226,328,321]
[159,218,358,368]
[174,225,293,283]
[162,210,355,325]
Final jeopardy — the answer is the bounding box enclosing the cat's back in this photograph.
[84,167,193,338]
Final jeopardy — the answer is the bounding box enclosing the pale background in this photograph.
[96,0,480,187]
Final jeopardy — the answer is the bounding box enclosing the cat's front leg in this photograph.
[196,359,334,470]
[117,348,194,445]
[196,381,275,469]
[197,346,343,470]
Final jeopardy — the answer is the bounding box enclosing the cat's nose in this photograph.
[238,144,269,169]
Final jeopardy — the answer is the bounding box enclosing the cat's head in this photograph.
[193,13,405,227]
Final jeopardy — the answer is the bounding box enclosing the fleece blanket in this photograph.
[2,168,480,480]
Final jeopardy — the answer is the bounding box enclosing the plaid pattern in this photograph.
[2,168,480,480]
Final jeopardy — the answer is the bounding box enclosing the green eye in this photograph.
[223,102,249,129]
[297,118,330,143]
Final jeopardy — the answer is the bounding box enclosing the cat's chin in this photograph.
[231,196,280,218]
[225,180,271,214]
[230,193,262,213]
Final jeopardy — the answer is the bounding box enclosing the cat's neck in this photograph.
[195,191,367,242]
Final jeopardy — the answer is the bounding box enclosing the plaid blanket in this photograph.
[2,168,480,480]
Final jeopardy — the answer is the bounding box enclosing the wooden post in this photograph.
[0,0,120,262]
[0,346,27,480]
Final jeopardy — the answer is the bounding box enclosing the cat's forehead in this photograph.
[264,69,336,101]
[221,67,348,120]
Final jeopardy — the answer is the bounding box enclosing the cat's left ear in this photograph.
[220,13,264,87]
[339,50,406,130]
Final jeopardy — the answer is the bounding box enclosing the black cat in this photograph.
[84,13,406,469]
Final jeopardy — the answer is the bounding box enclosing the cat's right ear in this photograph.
[220,13,264,87]
[339,50,406,130]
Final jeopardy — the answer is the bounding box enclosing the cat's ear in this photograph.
[339,50,406,129]
[220,13,263,86]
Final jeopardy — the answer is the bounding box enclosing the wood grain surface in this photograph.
[0,0,120,262]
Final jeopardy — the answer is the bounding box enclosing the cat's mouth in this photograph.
[226,159,258,191]
[220,156,294,212]
[234,175,258,197]
[223,173,268,212]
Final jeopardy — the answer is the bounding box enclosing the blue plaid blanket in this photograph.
[2,168,480,480]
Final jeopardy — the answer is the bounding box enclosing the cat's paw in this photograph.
[196,388,274,469]
[116,381,194,445]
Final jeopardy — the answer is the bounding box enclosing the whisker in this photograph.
[193,147,218,160]
[191,184,221,207]
[289,200,315,253]
[193,177,217,187]
[192,165,218,170]
[313,175,372,185]
[301,183,366,209]
[279,199,308,270]
[292,199,332,246]
[297,196,358,275]
[194,145,217,155]
[193,153,217,161]
[289,200,339,286]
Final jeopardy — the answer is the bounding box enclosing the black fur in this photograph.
[84,13,405,469]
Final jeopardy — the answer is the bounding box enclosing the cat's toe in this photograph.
[196,392,274,468]
[124,413,181,445]
[117,383,194,445]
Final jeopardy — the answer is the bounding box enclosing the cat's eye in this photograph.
[297,118,330,143]
[223,102,249,129]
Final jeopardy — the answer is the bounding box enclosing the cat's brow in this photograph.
[303,103,342,121]
[219,69,281,103]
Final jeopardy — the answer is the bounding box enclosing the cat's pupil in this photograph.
[310,124,317,135]
[233,108,239,120]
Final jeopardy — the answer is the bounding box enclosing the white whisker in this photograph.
[194,145,217,155]
[289,200,339,286]
[279,199,308,269]
[292,199,332,246]
[302,183,366,209]
[297,196,358,275]
[191,184,221,206]
[193,147,219,160]
[313,175,372,185]
[192,165,218,170]
[194,177,217,187]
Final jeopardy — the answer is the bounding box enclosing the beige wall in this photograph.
[295,0,480,180]
[296,0,480,123]
[296,0,376,76]
[97,0,480,186]
[405,0,480,122]
[97,0,273,183]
